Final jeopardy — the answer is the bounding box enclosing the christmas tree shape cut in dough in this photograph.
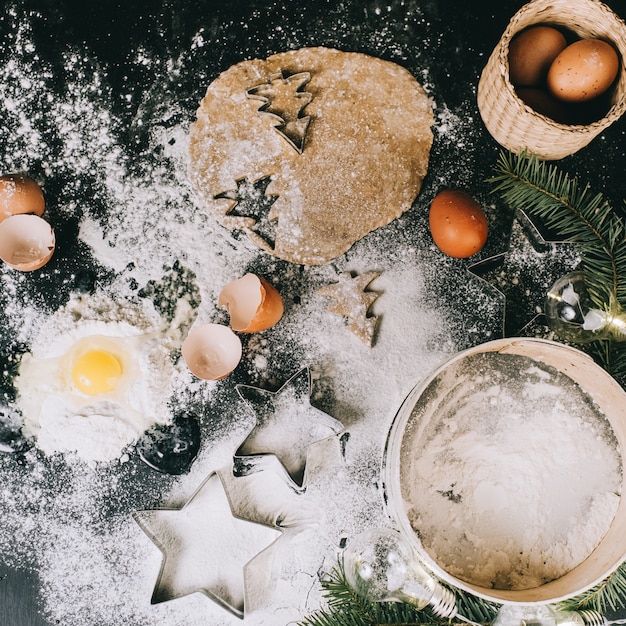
[247,71,312,153]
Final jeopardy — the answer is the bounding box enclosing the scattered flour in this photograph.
[13,292,188,463]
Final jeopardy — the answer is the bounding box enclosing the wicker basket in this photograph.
[477,0,626,160]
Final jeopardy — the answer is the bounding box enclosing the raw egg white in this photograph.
[218,273,284,332]
[15,307,176,463]
[429,190,488,258]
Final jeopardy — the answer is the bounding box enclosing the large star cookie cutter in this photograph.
[468,209,579,336]
[234,368,344,492]
[133,470,282,619]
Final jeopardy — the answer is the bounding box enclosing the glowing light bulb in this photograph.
[545,272,626,343]
[343,527,458,618]
[71,349,123,395]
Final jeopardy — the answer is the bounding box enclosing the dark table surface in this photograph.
[2,0,626,624]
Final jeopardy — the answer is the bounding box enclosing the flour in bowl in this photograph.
[400,352,622,590]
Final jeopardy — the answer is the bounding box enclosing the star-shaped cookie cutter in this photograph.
[234,368,344,492]
[468,209,579,337]
[133,470,282,619]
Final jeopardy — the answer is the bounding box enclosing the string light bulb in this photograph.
[343,527,459,618]
[545,271,626,343]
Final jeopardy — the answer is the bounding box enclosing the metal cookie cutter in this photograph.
[133,470,282,619]
[233,367,344,492]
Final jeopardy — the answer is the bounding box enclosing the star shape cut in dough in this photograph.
[234,368,344,491]
[317,271,380,345]
[468,210,579,336]
[133,471,281,618]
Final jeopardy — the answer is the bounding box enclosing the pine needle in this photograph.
[488,151,626,310]
[298,560,496,626]
[488,151,626,385]
[559,563,626,613]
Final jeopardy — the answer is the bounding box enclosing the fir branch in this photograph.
[488,151,626,310]
[488,151,626,384]
[559,562,626,614]
[299,560,431,626]
[451,585,498,623]
[298,560,495,626]
[299,554,626,626]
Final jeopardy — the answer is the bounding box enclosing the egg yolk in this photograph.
[71,349,123,395]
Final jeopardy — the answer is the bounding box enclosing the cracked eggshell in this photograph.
[0,174,45,223]
[218,273,284,332]
[0,213,55,271]
[181,323,242,380]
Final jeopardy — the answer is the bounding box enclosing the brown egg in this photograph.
[0,174,45,223]
[429,190,488,259]
[218,273,284,332]
[547,39,620,102]
[508,26,567,87]
[516,87,576,124]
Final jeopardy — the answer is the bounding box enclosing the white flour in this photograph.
[400,352,622,590]
[13,292,192,463]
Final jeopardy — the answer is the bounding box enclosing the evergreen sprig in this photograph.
[298,560,431,626]
[298,559,497,626]
[488,151,626,383]
[559,562,626,614]
[488,151,626,310]
[297,557,626,626]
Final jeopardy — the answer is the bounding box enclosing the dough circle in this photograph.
[189,47,434,265]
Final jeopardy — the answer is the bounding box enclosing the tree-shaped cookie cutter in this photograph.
[246,70,312,153]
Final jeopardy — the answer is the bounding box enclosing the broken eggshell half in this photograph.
[218,273,284,332]
[181,323,242,381]
[0,174,46,223]
[0,213,55,271]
